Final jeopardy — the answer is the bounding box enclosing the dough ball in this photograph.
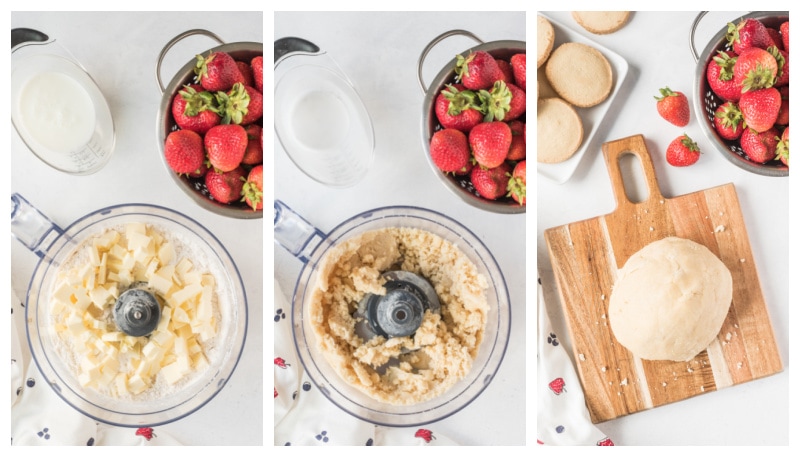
[608,237,733,362]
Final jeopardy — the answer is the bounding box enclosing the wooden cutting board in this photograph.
[543,134,783,423]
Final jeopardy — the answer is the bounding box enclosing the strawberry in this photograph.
[470,162,511,200]
[429,128,470,173]
[251,55,263,93]
[655,87,690,127]
[241,164,263,211]
[216,83,263,125]
[164,129,205,174]
[455,50,502,90]
[434,84,483,132]
[171,84,220,135]
[733,47,777,92]
[780,21,789,53]
[496,59,513,83]
[195,51,245,92]
[479,81,525,122]
[469,121,512,168]
[766,27,783,51]
[775,95,789,126]
[205,167,246,204]
[510,53,526,90]
[767,46,789,87]
[242,124,263,165]
[706,51,741,102]
[503,83,526,121]
[775,126,789,166]
[740,126,780,163]
[506,160,526,205]
[188,163,208,179]
[714,101,745,140]
[240,85,263,125]
[506,120,526,161]
[666,134,701,167]
[236,61,254,87]
[205,124,248,172]
[727,18,772,54]
[739,87,781,132]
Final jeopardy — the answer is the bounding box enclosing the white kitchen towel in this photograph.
[273,278,457,446]
[537,278,615,446]
[10,288,181,446]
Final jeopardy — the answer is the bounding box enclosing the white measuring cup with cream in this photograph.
[11,28,115,175]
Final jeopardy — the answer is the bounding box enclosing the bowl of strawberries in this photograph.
[156,29,264,218]
[419,30,526,213]
[692,12,789,177]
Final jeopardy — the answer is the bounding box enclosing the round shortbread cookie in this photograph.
[608,237,733,362]
[536,66,558,99]
[572,11,631,35]
[537,15,555,68]
[537,97,583,164]
[545,42,613,108]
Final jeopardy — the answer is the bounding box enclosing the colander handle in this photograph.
[155,29,225,94]
[417,29,483,94]
[10,193,64,260]
[274,200,325,265]
[689,11,710,63]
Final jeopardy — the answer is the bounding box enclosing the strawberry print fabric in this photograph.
[273,278,457,446]
[537,278,615,446]
[10,288,181,446]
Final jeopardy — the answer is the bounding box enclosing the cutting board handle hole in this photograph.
[618,152,650,204]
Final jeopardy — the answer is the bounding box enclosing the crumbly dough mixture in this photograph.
[309,227,489,405]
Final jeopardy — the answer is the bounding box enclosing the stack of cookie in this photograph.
[536,13,628,165]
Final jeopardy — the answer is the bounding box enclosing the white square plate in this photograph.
[536,14,630,184]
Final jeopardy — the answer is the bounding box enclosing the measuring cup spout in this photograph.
[273,200,325,264]
[10,193,65,260]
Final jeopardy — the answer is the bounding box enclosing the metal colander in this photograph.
[691,11,788,177]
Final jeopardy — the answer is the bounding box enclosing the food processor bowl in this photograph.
[274,200,511,426]
[12,193,248,427]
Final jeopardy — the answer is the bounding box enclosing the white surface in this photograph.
[273,11,526,445]
[9,11,263,445]
[537,11,791,446]
[536,14,629,184]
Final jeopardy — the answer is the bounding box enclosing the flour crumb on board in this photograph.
[579,353,586,361]
[620,378,628,386]
[660,199,664,204]
[601,366,607,372]
[649,226,654,231]
[726,332,732,341]
[714,225,725,233]
[600,294,605,300]
[737,362,743,369]
[700,385,705,392]
[662,382,667,387]
[687,367,694,373]
[740,258,746,263]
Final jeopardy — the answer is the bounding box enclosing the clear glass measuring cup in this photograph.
[11,28,116,175]
[274,37,375,187]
